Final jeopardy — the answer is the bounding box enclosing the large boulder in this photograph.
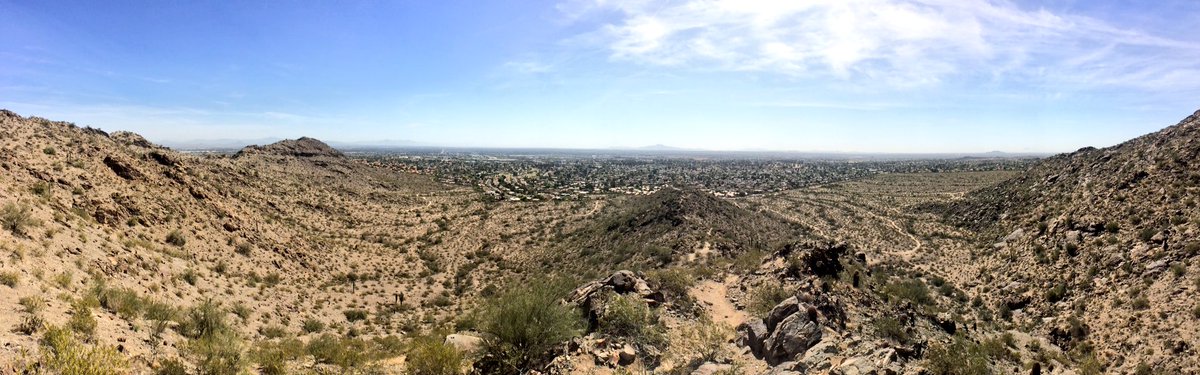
[444,333,484,355]
[764,311,823,364]
[736,318,769,357]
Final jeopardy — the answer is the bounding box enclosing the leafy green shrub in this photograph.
[406,336,464,375]
[747,282,791,317]
[476,280,582,374]
[166,229,187,247]
[2,201,39,236]
[39,325,129,374]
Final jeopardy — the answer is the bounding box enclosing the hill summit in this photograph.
[235,137,344,158]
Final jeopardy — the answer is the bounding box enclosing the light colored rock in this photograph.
[443,333,483,355]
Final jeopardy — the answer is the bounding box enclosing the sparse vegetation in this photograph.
[475,280,582,374]
[2,201,39,236]
[166,229,187,247]
[405,336,464,375]
[747,281,791,317]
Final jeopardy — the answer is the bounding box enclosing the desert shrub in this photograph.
[0,271,18,287]
[475,280,583,374]
[665,317,730,366]
[599,293,664,347]
[259,325,289,339]
[39,325,129,374]
[1171,263,1186,278]
[406,336,464,375]
[166,229,187,247]
[181,268,199,286]
[54,271,73,289]
[2,201,39,236]
[1104,221,1120,233]
[69,303,98,340]
[307,334,370,369]
[95,286,145,320]
[731,249,767,274]
[187,329,246,375]
[156,358,189,375]
[344,309,369,323]
[1046,283,1068,303]
[178,299,230,340]
[231,302,252,320]
[883,279,933,305]
[747,282,791,317]
[302,318,325,334]
[177,299,245,375]
[235,242,253,256]
[1131,297,1150,310]
[924,336,989,375]
[981,336,1018,362]
[646,268,694,298]
[18,296,47,335]
[1138,228,1156,242]
[872,317,907,343]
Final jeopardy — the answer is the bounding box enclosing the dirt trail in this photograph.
[689,276,748,329]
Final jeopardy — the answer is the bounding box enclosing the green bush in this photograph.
[69,303,98,340]
[18,296,47,335]
[476,280,582,374]
[924,336,989,375]
[872,317,907,343]
[178,299,230,340]
[166,229,187,247]
[883,279,933,305]
[344,309,369,323]
[302,318,325,334]
[406,336,464,375]
[94,285,145,320]
[178,299,245,375]
[186,329,246,375]
[38,325,129,374]
[307,333,370,369]
[747,282,791,317]
[599,293,664,348]
[2,201,39,236]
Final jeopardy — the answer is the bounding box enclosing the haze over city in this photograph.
[3,0,1199,152]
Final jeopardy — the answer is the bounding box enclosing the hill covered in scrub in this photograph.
[3,108,1200,374]
[930,109,1200,373]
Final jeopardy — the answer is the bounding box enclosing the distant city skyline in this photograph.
[3,0,1199,153]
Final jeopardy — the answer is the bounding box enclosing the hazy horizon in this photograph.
[4,1,1199,153]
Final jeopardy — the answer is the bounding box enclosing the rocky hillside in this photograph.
[235,137,345,158]
[934,109,1200,373]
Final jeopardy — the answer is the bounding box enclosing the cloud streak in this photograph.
[564,0,1200,90]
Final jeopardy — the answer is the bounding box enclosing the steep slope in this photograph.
[936,109,1200,373]
[0,110,603,373]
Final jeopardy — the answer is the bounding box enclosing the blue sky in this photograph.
[2,0,1199,152]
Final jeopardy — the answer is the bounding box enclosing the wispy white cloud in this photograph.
[562,0,1200,90]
